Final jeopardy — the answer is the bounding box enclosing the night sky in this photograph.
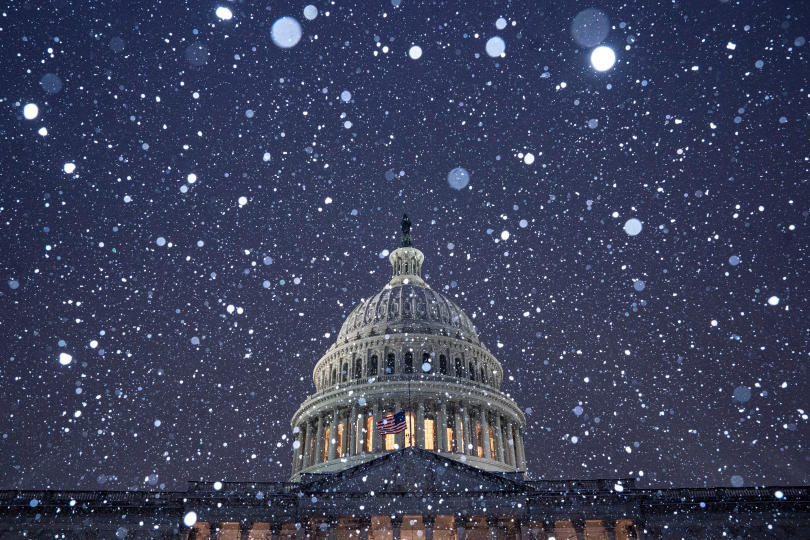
[2,1,808,492]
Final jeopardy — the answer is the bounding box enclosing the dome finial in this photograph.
[400,213,413,247]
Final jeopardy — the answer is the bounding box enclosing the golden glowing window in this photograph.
[323,427,330,462]
[365,415,373,452]
[424,418,435,450]
[337,423,344,457]
[446,426,454,452]
[404,412,415,448]
[457,423,464,453]
[385,432,395,450]
[489,426,496,459]
[476,423,483,457]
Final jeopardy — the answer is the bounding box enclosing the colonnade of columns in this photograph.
[292,399,526,474]
[186,516,641,540]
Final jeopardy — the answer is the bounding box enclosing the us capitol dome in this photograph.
[290,214,527,479]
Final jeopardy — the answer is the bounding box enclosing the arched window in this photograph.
[368,355,378,376]
[469,362,476,381]
[403,351,413,373]
[439,355,448,375]
[455,358,463,378]
[422,352,432,373]
[354,358,362,379]
[342,362,348,382]
[386,353,396,374]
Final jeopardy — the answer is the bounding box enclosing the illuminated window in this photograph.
[424,418,435,450]
[337,423,344,457]
[385,432,395,450]
[446,426,454,452]
[404,412,415,447]
[457,421,464,453]
[489,426,496,459]
[476,422,483,457]
[323,427,330,462]
[365,415,373,452]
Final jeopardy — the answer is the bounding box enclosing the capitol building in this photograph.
[1,216,808,539]
[290,214,526,479]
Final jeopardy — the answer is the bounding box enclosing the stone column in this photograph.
[438,402,448,452]
[372,400,382,453]
[516,427,526,470]
[340,411,348,457]
[395,400,404,449]
[349,404,358,457]
[500,423,510,466]
[302,420,313,469]
[392,516,403,540]
[453,407,464,453]
[494,415,504,463]
[506,423,517,467]
[510,426,519,468]
[309,419,319,467]
[328,411,339,460]
[461,406,472,455]
[416,401,426,448]
[455,515,466,540]
[315,414,325,464]
[293,424,304,473]
[481,411,491,460]
[423,516,435,540]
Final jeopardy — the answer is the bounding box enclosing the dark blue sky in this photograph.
[1,0,808,490]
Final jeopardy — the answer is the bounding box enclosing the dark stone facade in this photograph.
[1,448,808,539]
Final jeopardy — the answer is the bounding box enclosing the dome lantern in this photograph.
[388,213,427,287]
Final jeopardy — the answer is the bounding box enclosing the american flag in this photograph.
[376,411,407,434]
